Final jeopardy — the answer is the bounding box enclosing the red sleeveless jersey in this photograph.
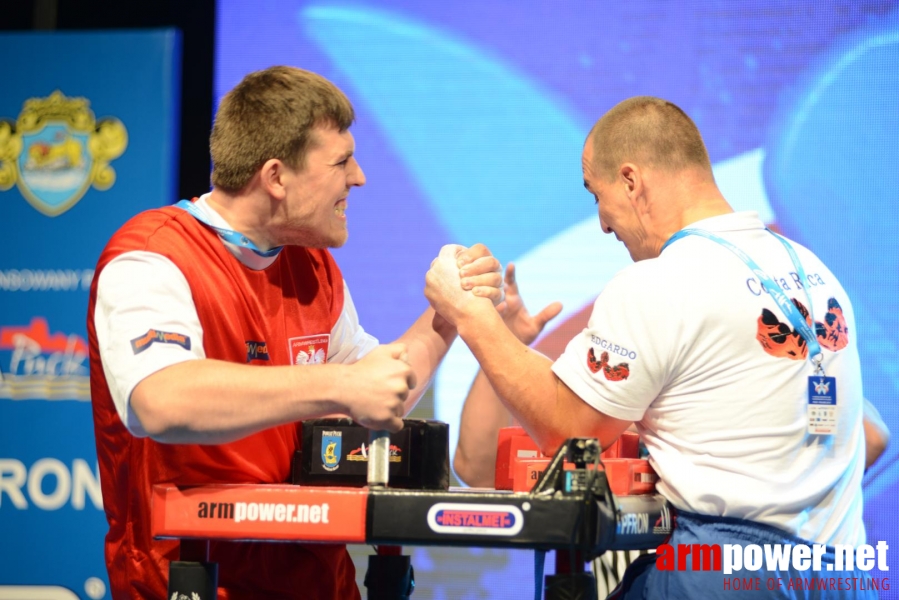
[87,206,359,599]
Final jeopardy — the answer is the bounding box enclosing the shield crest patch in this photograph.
[321,430,342,472]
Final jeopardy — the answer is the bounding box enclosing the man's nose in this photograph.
[599,217,612,234]
[349,158,366,187]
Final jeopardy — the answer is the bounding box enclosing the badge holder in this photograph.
[808,356,837,436]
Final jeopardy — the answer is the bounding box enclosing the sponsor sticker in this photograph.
[347,442,402,463]
[130,329,191,355]
[427,503,524,536]
[245,340,269,362]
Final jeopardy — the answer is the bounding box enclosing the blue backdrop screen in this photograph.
[215,2,899,597]
[0,30,181,599]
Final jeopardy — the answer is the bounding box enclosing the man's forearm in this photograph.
[455,304,631,455]
[455,305,564,453]
[394,306,458,410]
[454,368,515,487]
[130,358,347,444]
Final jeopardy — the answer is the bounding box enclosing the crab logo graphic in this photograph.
[0,90,128,216]
[756,297,849,360]
[587,347,630,381]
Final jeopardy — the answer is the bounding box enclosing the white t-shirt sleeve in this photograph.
[328,281,379,364]
[94,251,205,437]
[551,268,671,422]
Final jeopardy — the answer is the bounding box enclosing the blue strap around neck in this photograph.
[662,228,823,368]
[174,199,283,258]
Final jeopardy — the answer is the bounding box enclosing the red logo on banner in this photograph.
[151,484,368,543]
[0,317,89,401]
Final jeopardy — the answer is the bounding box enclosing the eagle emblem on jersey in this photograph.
[288,334,330,366]
[587,347,630,381]
[295,345,326,365]
[756,297,849,360]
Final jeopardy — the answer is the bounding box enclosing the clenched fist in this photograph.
[341,343,416,432]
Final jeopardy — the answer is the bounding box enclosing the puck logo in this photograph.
[427,503,523,536]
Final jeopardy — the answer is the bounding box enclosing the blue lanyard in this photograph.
[174,199,283,258]
[662,228,823,370]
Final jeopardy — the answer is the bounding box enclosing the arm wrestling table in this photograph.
[153,423,671,600]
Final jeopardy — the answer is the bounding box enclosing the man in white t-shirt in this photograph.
[428,96,884,598]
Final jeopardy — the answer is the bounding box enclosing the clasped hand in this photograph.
[425,243,504,326]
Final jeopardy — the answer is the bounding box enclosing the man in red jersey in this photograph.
[87,66,502,599]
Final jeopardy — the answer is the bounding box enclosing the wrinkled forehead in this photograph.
[581,136,597,175]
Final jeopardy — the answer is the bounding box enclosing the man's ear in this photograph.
[260,158,289,200]
[619,163,643,204]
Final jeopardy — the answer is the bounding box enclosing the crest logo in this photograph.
[813,378,830,395]
[0,90,128,217]
[288,334,330,365]
[321,430,342,472]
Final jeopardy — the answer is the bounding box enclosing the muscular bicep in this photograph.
[95,251,205,436]
[555,375,633,451]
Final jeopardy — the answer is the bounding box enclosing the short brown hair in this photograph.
[210,66,355,191]
[588,96,712,181]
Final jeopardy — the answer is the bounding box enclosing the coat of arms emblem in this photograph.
[0,90,128,216]
[321,430,342,472]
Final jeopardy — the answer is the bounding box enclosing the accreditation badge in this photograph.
[807,376,837,435]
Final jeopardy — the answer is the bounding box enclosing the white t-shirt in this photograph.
[552,212,866,546]
[93,195,378,437]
